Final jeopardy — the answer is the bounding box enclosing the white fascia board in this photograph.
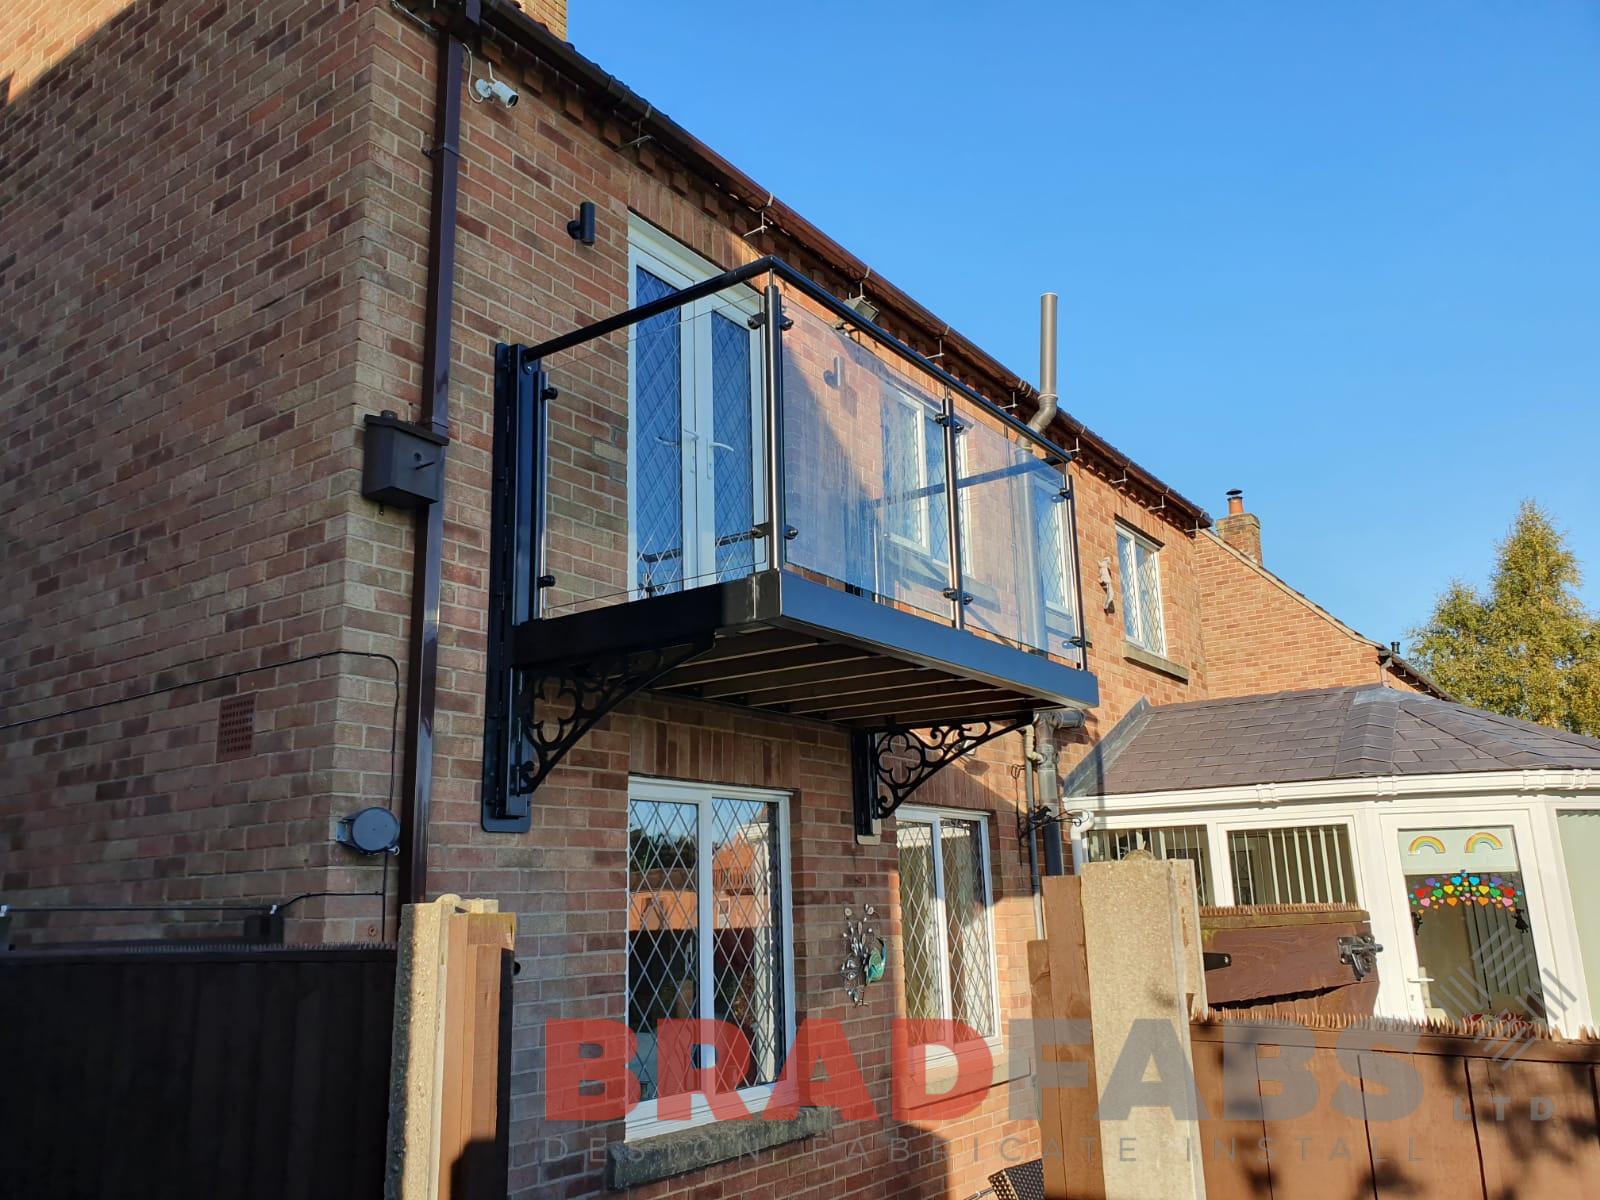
[1076,768,1600,816]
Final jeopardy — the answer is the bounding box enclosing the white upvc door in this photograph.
[1372,806,1577,1028]
[627,228,766,600]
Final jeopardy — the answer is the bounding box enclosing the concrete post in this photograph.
[1032,860,1207,1200]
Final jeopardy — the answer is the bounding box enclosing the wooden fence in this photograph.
[385,896,517,1200]
[1200,903,1379,1018]
[1192,1011,1600,1200]
[0,942,397,1200]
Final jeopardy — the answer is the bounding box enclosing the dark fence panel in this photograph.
[0,944,396,1200]
[1192,1014,1600,1199]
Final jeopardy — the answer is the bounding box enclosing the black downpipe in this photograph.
[399,1,478,906]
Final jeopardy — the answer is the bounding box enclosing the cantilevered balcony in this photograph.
[482,258,1096,833]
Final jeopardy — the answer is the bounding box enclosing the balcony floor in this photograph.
[511,571,1098,729]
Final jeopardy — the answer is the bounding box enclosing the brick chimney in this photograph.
[525,0,568,38]
[1217,488,1262,563]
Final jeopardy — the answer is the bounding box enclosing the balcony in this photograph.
[481,258,1097,833]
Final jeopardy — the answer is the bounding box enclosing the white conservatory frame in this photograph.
[1071,767,1600,1033]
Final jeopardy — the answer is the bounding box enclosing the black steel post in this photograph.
[762,281,789,568]
[940,396,967,630]
[851,730,879,839]
[1063,464,1089,670]
[523,360,547,621]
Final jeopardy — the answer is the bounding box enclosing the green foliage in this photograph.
[1411,501,1600,736]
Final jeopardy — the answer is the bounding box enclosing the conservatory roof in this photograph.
[1064,685,1600,798]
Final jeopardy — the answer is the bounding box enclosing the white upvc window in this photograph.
[625,777,795,1138]
[895,806,1000,1038]
[1081,822,1215,904]
[1116,523,1166,655]
[1228,821,1359,905]
[1031,467,1078,624]
[626,218,767,602]
[881,386,953,563]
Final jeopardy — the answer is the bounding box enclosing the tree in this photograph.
[1411,501,1600,736]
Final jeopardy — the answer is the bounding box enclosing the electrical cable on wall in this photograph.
[1,648,404,939]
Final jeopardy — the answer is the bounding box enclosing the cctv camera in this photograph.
[472,77,519,107]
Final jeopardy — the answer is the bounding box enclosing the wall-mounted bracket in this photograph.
[852,718,1029,838]
[483,640,708,831]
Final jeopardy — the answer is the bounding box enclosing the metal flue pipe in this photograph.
[1028,291,1059,432]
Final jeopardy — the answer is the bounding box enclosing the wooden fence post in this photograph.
[386,895,517,1200]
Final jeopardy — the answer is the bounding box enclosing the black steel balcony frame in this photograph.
[481,258,1095,834]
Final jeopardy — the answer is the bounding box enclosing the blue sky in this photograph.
[573,1,1600,648]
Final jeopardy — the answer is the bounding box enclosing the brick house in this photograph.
[0,2,1459,1197]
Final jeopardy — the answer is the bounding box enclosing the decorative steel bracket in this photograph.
[483,640,707,832]
[1016,803,1090,846]
[851,717,1030,837]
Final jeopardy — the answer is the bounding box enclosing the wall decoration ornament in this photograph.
[841,904,888,1005]
[1410,872,1521,913]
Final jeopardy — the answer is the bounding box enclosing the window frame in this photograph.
[624,775,797,1140]
[1116,522,1167,656]
[1031,468,1078,623]
[1080,821,1215,904]
[880,384,959,565]
[895,804,1002,1041]
[625,217,767,601]
[1225,818,1362,907]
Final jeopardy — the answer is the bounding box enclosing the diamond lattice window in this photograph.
[1117,524,1166,655]
[896,808,997,1037]
[627,782,789,1108]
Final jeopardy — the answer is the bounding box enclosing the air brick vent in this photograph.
[217,694,257,759]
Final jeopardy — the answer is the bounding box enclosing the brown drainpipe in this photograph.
[398,0,478,906]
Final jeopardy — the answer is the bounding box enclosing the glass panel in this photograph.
[1137,542,1165,653]
[633,268,686,598]
[1228,825,1356,905]
[1117,532,1140,644]
[1558,812,1600,1024]
[780,300,953,624]
[710,310,758,582]
[1034,478,1072,615]
[940,818,996,1036]
[1082,825,1215,904]
[627,798,699,1101]
[958,414,1076,655]
[897,820,943,1020]
[1398,826,1546,1021]
[535,274,763,617]
[535,320,632,618]
[710,796,785,1087]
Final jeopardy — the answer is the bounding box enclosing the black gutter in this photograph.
[398,0,479,907]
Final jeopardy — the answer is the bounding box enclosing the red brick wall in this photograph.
[1050,462,1209,775]
[1,3,1305,1195]
[1194,531,1420,698]
[352,12,1175,1195]
[0,0,397,942]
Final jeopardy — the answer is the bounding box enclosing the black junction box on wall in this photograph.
[361,410,447,509]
